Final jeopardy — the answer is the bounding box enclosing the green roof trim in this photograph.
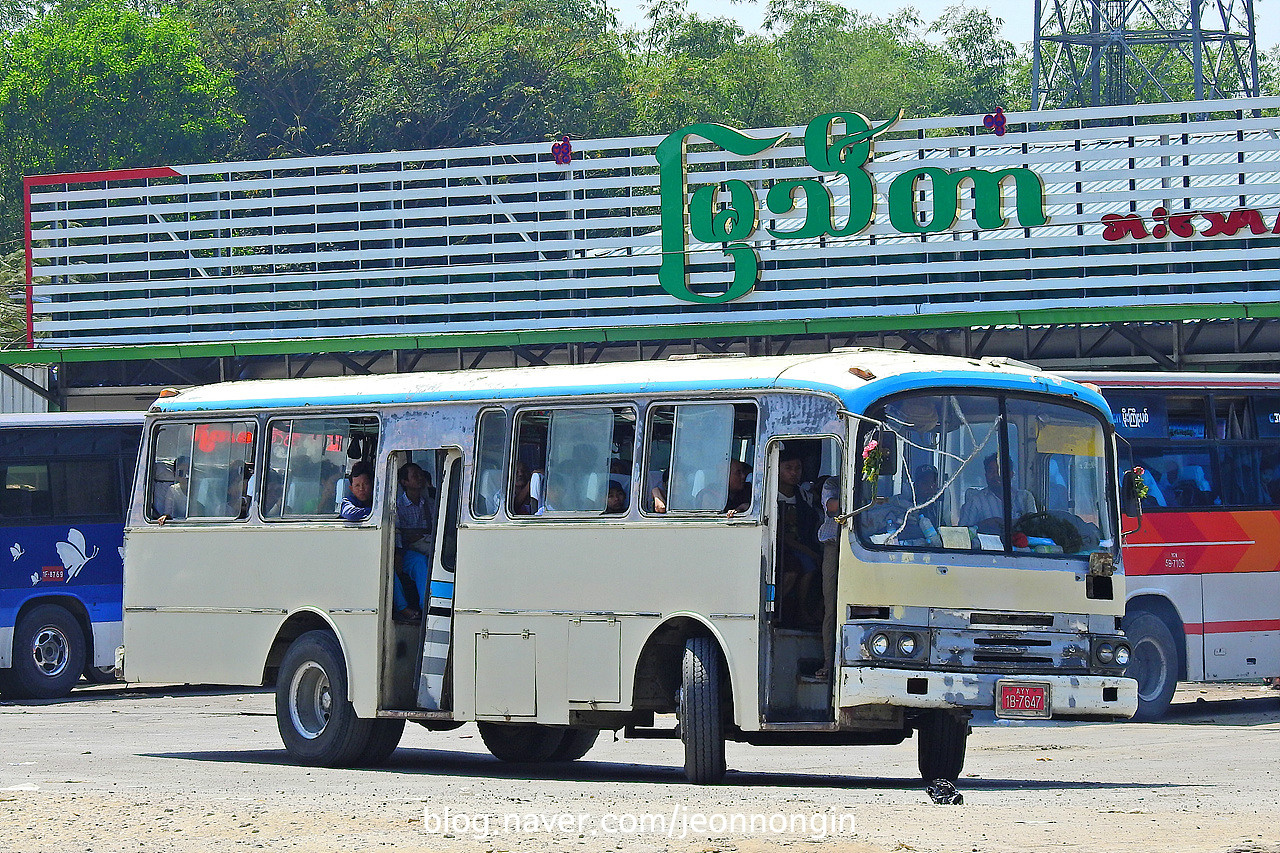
[0,302,1268,367]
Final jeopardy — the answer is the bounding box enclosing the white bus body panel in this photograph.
[123,525,385,716]
[455,522,763,729]
[1202,570,1280,681]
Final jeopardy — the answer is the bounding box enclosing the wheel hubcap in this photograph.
[30,625,70,677]
[289,661,332,739]
[1130,637,1168,702]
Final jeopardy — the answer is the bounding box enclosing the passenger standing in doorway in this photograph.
[815,475,841,680]
[393,461,433,623]
[777,448,821,628]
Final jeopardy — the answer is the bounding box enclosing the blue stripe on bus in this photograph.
[430,580,454,600]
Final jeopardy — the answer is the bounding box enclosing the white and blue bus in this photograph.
[0,412,143,699]
[121,352,1137,782]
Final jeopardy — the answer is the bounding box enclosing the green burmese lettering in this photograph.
[656,123,787,304]
[803,111,898,237]
[889,167,958,233]
[889,166,1049,234]
[690,181,758,243]
[764,180,830,239]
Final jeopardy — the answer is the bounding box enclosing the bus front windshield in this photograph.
[856,392,1115,558]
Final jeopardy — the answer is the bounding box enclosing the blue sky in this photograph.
[613,0,1280,51]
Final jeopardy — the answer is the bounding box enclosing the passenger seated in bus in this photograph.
[538,474,572,513]
[262,469,286,517]
[156,456,190,521]
[605,480,627,514]
[395,462,433,555]
[959,454,1037,533]
[218,464,250,519]
[724,460,752,516]
[509,461,539,515]
[650,470,668,514]
[891,464,943,546]
[777,448,822,628]
[339,461,373,521]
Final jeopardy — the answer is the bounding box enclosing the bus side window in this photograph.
[472,410,507,519]
[264,416,378,519]
[645,402,757,515]
[512,407,635,516]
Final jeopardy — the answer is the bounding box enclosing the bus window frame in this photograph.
[639,398,761,519]
[260,413,382,524]
[506,402,639,520]
[470,407,510,521]
[145,417,259,525]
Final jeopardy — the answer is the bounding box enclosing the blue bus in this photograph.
[0,412,143,699]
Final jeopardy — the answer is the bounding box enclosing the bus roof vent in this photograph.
[980,356,1041,372]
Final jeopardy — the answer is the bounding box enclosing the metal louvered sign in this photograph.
[22,96,1280,349]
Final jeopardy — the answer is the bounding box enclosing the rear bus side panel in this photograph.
[123,525,385,715]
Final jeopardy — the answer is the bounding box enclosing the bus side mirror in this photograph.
[1120,469,1145,519]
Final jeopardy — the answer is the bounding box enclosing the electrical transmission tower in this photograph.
[1033,0,1260,109]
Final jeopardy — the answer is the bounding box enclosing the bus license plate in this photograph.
[996,681,1050,718]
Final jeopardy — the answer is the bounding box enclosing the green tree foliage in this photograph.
[0,1,241,246]
[340,0,632,151]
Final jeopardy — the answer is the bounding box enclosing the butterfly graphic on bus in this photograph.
[56,529,99,580]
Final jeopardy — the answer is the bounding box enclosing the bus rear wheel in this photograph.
[275,630,374,766]
[681,636,727,784]
[1123,611,1178,721]
[477,722,566,762]
[5,604,86,699]
[917,710,968,782]
[548,728,599,761]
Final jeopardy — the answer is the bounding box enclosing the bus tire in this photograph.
[275,630,374,767]
[1123,611,1179,721]
[477,722,566,762]
[356,719,405,767]
[681,636,726,785]
[7,604,86,699]
[548,728,599,762]
[917,710,968,782]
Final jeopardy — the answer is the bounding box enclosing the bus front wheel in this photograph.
[275,630,375,766]
[916,710,968,782]
[681,636,727,784]
[4,604,86,699]
[477,722,566,762]
[1123,611,1179,721]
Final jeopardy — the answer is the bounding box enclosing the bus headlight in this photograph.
[1114,643,1131,667]
[898,634,918,657]
[870,633,891,657]
[1096,643,1115,664]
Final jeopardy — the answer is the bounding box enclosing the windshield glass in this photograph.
[855,392,1114,558]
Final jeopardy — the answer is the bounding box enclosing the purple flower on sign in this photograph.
[551,136,573,165]
[983,107,1008,136]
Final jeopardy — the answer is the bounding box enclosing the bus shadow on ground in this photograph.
[139,746,1184,791]
[1,684,268,707]
[1152,694,1280,726]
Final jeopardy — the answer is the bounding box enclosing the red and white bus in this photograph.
[1063,372,1280,719]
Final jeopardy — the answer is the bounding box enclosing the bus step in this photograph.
[624,724,680,740]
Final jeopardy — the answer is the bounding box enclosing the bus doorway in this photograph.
[763,437,842,724]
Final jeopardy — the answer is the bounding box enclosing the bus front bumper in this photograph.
[838,666,1138,719]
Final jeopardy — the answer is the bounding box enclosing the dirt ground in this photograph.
[2,682,1279,853]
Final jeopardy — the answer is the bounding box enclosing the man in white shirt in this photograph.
[959,453,1037,530]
